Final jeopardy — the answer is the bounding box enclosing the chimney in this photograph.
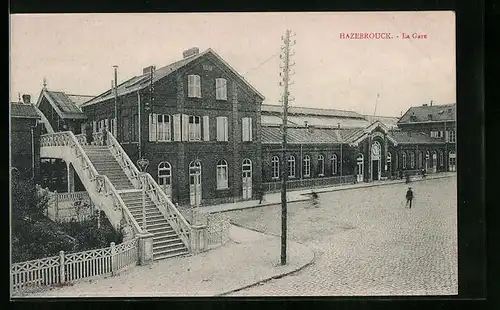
[22,94,31,104]
[430,100,433,106]
[183,47,200,59]
[304,121,308,128]
[337,122,341,129]
[143,65,156,75]
[423,104,428,106]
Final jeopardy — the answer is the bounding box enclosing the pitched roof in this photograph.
[389,130,444,144]
[262,126,342,144]
[38,90,88,120]
[10,102,41,119]
[362,115,400,129]
[261,104,364,119]
[83,48,265,107]
[398,103,456,124]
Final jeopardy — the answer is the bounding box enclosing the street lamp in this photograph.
[137,157,149,230]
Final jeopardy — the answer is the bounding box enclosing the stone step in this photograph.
[146,221,170,230]
[147,226,175,234]
[153,248,189,261]
[153,242,186,255]
[153,233,180,243]
[153,238,184,248]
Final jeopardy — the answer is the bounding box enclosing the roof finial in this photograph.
[43,77,47,89]
[18,93,21,103]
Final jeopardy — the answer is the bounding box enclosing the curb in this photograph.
[209,174,455,214]
[217,224,316,296]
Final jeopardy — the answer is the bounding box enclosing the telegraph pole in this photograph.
[113,65,119,138]
[279,29,296,266]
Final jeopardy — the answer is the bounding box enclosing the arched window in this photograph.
[303,155,311,177]
[331,154,338,175]
[317,155,325,176]
[439,151,444,166]
[402,152,407,169]
[387,152,392,163]
[216,159,228,189]
[288,155,296,178]
[271,156,280,179]
[410,152,415,169]
[242,158,252,172]
[158,161,172,186]
[418,152,423,169]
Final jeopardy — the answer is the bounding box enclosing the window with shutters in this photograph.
[402,152,407,169]
[131,113,138,141]
[188,115,201,141]
[216,116,228,141]
[288,155,296,178]
[439,151,444,166]
[303,155,311,177]
[242,117,253,142]
[215,78,227,100]
[188,74,201,98]
[203,116,210,141]
[410,152,415,168]
[157,114,171,141]
[216,159,229,189]
[272,156,280,179]
[318,155,325,176]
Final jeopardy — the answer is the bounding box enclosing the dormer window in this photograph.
[188,74,201,98]
[215,78,227,100]
[428,114,433,120]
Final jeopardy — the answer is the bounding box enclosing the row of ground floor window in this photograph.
[38,147,456,207]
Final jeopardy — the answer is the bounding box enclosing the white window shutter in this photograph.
[113,118,117,136]
[203,115,210,141]
[149,113,157,141]
[188,75,194,97]
[224,117,228,141]
[242,118,248,142]
[216,117,221,141]
[104,118,109,132]
[92,121,97,133]
[248,117,252,141]
[445,130,449,142]
[195,75,201,98]
[182,114,189,141]
[173,114,181,141]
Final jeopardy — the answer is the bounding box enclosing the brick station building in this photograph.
[31,47,456,206]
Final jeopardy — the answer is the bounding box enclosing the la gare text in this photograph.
[339,32,428,40]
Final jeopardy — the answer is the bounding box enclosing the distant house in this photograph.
[10,95,41,180]
[35,87,92,134]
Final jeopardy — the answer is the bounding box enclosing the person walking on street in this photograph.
[257,183,264,204]
[406,187,414,209]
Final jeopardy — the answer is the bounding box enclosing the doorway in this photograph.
[242,159,252,200]
[189,161,202,206]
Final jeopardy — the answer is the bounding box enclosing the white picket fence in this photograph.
[11,238,138,293]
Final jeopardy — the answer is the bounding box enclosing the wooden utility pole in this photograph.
[113,65,119,138]
[280,29,295,266]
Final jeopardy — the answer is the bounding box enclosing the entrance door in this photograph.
[242,159,252,200]
[356,154,364,182]
[425,151,430,171]
[189,161,202,206]
[372,160,380,181]
[432,152,437,173]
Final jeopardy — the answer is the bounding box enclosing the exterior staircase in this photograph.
[40,131,193,261]
[81,146,134,190]
[120,191,189,260]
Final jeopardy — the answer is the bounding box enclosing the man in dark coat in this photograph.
[406,187,414,209]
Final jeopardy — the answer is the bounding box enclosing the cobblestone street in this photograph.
[225,176,457,296]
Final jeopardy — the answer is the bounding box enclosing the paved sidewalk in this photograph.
[25,225,314,297]
[201,172,456,214]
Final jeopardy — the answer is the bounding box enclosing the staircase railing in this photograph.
[40,131,144,236]
[143,173,191,250]
[104,130,192,250]
[106,131,141,188]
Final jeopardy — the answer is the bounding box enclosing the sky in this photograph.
[10,12,455,117]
